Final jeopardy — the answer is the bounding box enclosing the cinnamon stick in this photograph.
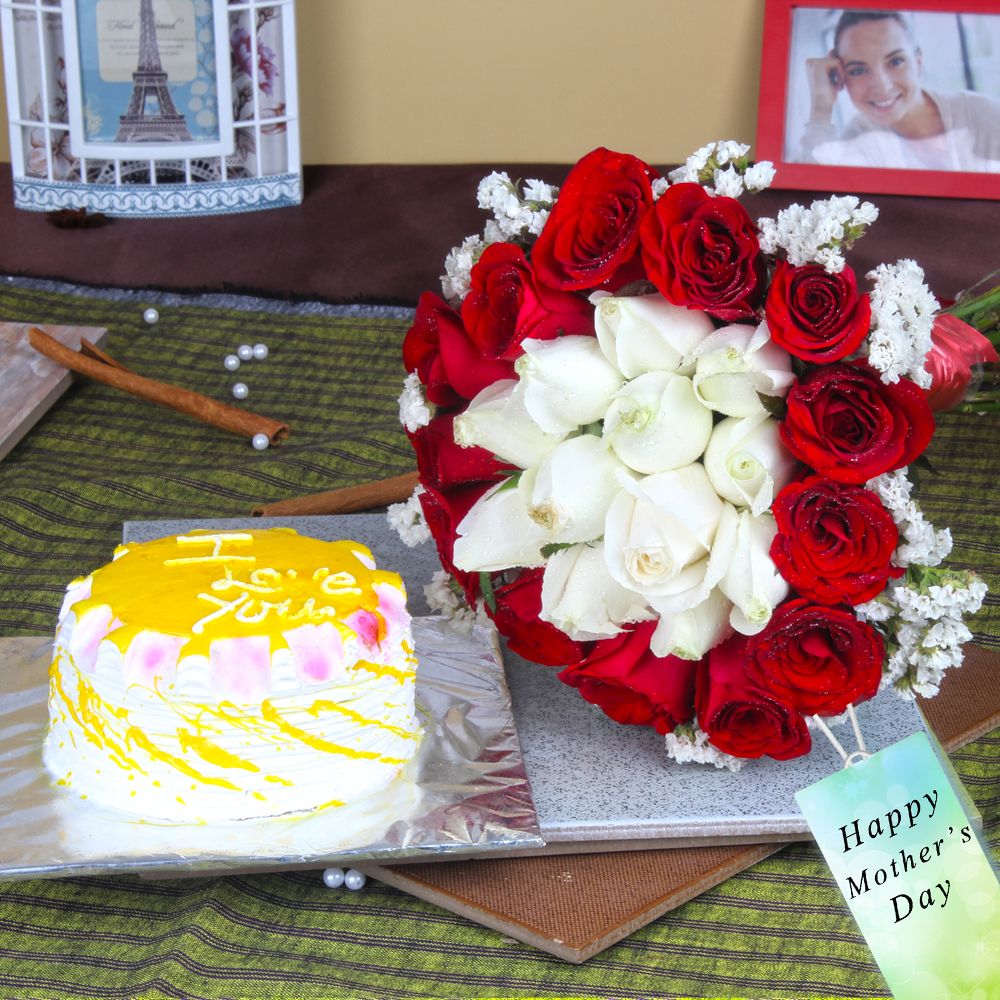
[80,337,129,371]
[29,327,289,445]
[252,471,419,517]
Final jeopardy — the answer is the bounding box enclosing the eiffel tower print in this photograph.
[116,0,192,142]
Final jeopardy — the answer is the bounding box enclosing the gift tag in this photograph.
[796,731,999,998]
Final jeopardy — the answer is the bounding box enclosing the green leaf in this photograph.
[495,470,522,492]
[540,541,576,559]
[911,453,942,477]
[757,393,787,420]
[478,572,497,614]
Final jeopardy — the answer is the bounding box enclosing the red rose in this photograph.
[410,413,510,490]
[696,635,811,760]
[639,183,765,321]
[531,147,657,292]
[924,313,1000,412]
[765,261,871,363]
[402,291,514,405]
[780,361,934,484]
[558,620,697,734]
[770,474,903,605]
[461,243,593,360]
[489,568,590,667]
[746,599,885,716]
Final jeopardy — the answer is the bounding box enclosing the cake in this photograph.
[43,528,422,823]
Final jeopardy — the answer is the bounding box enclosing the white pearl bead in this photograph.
[232,382,248,400]
[224,354,241,372]
[237,344,253,361]
[143,307,159,325]
[252,433,269,451]
[322,867,345,889]
[344,869,366,891]
[252,343,269,360]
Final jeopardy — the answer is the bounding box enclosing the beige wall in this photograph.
[0,0,766,165]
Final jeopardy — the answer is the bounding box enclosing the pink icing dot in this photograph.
[209,636,272,701]
[346,609,382,649]
[373,583,409,643]
[285,622,345,684]
[69,605,115,674]
[124,631,184,687]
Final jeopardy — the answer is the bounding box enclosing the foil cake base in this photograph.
[0,618,542,880]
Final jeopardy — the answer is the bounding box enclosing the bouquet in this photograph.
[391,141,992,770]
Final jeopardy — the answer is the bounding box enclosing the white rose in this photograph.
[603,464,727,612]
[591,291,714,377]
[518,435,625,544]
[603,370,713,474]
[515,336,624,434]
[452,481,548,573]
[650,588,733,661]
[714,504,789,635]
[540,542,651,641]
[703,412,797,516]
[454,379,565,469]
[690,322,795,417]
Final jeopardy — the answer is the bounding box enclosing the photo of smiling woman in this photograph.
[784,7,1000,171]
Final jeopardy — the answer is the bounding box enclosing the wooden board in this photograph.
[369,843,781,963]
[0,321,108,462]
[364,645,1000,962]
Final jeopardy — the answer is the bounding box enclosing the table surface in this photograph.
[0,168,998,999]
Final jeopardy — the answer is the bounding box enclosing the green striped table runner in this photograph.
[0,281,996,999]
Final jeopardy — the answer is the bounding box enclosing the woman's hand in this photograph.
[806,53,843,122]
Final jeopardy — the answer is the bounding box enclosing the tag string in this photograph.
[811,704,872,768]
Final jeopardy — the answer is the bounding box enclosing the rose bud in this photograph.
[591,290,714,377]
[541,542,652,642]
[924,313,999,412]
[403,291,514,404]
[454,380,566,470]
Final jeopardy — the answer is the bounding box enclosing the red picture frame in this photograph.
[756,0,1000,199]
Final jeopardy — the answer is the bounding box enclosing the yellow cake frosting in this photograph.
[43,528,422,822]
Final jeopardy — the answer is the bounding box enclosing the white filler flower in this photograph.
[398,372,431,432]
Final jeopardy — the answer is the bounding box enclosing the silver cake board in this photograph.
[122,515,932,853]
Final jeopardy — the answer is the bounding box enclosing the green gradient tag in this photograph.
[796,731,1000,998]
